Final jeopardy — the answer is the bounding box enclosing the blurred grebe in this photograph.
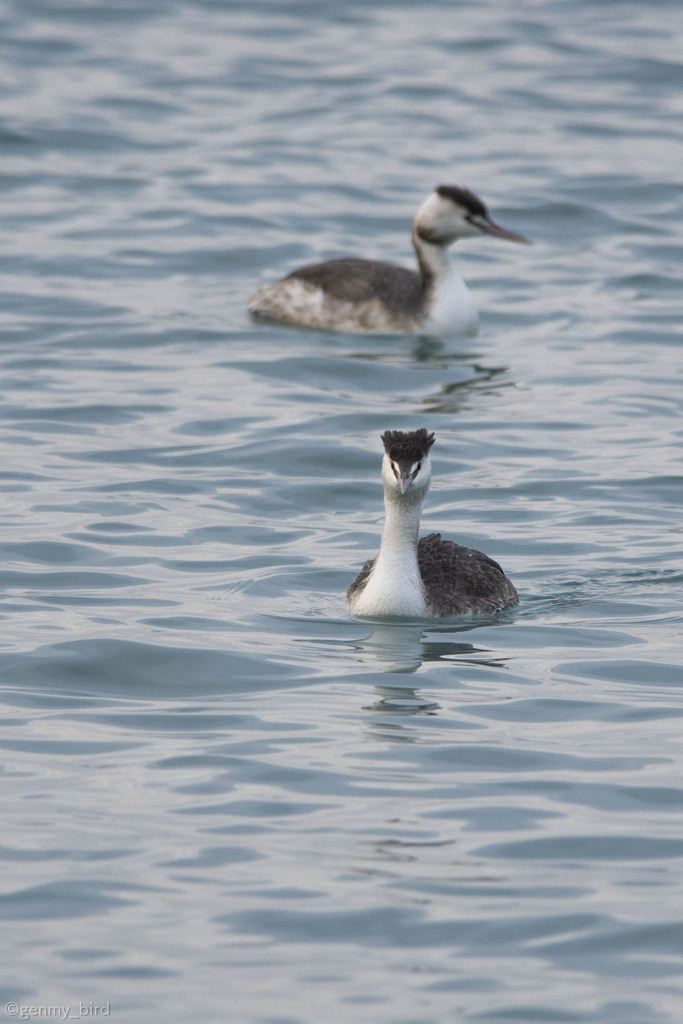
[346,429,518,619]
[249,185,530,337]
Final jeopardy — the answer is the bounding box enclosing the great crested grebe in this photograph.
[249,185,530,337]
[346,428,518,619]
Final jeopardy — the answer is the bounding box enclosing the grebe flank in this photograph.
[346,428,518,619]
[249,186,530,337]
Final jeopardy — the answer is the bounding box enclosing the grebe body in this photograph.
[347,429,518,619]
[249,186,529,337]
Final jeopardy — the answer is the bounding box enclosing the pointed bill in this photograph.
[470,215,531,244]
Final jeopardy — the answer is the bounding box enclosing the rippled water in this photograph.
[1,1,682,1022]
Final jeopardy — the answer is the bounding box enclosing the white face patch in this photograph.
[414,191,479,245]
[393,460,421,494]
[383,453,431,499]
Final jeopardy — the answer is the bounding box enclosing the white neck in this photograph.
[412,232,478,337]
[351,484,428,618]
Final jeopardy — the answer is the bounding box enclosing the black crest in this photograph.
[381,428,436,464]
[435,185,488,219]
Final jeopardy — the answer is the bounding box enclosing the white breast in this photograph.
[348,560,428,618]
[420,267,479,338]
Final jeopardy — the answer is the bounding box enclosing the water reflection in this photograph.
[364,679,441,715]
[354,624,515,740]
[349,621,512,674]
[422,363,512,413]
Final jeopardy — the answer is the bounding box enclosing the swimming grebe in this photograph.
[249,186,530,337]
[346,428,518,618]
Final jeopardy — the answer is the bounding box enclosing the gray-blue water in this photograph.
[0,1,682,1022]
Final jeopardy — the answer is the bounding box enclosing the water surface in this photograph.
[0,1,682,1022]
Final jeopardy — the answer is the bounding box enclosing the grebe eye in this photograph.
[416,462,421,472]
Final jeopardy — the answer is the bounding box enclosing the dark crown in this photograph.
[381,428,436,463]
[435,185,488,219]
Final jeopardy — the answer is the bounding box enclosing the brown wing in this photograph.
[417,533,518,616]
[287,259,423,315]
[346,555,376,602]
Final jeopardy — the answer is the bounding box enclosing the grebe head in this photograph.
[414,185,531,246]
[381,428,435,499]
